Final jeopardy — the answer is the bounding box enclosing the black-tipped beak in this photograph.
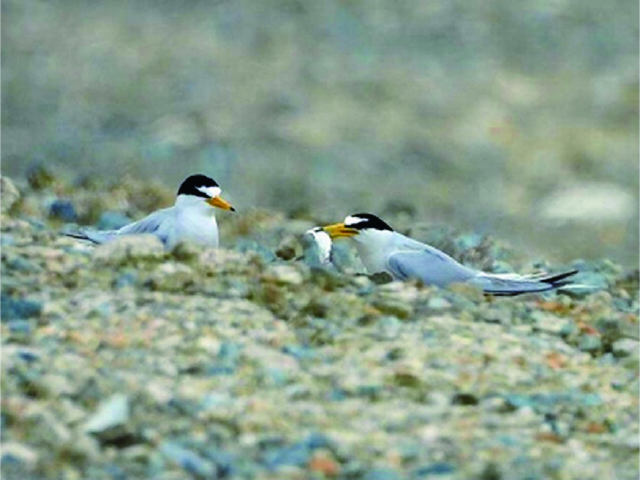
[207,196,235,211]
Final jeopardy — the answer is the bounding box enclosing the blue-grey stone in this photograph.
[1,234,15,247]
[282,344,315,360]
[363,467,402,480]
[1,295,43,322]
[49,199,77,222]
[26,218,46,231]
[304,432,332,450]
[504,392,602,412]
[8,320,31,336]
[263,442,310,470]
[205,449,235,478]
[414,462,456,476]
[261,433,334,471]
[578,334,602,353]
[206,342,242,376]
[83,394,130,435]
[263,367,288,386]
[427,297,451,310]
[17,350,39,363]
[113,271,137,289]
[5,256,40,273]
[160,442,214,478]
[455,233,483,251]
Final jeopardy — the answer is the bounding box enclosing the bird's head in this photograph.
[176,174,235,212]
[322,213,394,243]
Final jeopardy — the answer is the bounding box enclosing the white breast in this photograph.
[172,209,219,248]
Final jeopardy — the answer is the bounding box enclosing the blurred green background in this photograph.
[3,0,638,265]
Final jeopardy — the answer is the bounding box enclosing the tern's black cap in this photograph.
[347,213,394,231]
[177,174,220,198]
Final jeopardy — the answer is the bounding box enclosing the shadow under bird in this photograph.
[322,213,578,296]
[66,174,235,249]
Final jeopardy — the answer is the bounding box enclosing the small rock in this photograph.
[83,393,130,439]
[414,462,456,476]
[5,255,40,273]
[612,339,640,358]
[480,307,510,324]
[263,442,310,470]
[27,163,55,190]
[8,319,32,336]
[93,235,164,266]
[264,265,304,285]
[275,237,298,260]
[113,270,138,289]
[363,467,402,480]
[170,241,202,262]
[0,295,43,322]
[49,199,77,222]
[160,441,215,478]
[578,334,602,353]
[309,450,340,476]
[531,312,566,334]
[1,176,20,213]
[427,296,451,310]
[1,441,39,471]
[451,392,480,406]
[27,410,72,444]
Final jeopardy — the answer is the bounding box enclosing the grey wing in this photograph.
[116,208,173,245]
[387,248,477,287]
[66,209,173,246]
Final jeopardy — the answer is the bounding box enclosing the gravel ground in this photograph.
[1,175,638,479]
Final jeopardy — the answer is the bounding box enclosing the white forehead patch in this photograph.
[344,215,364,227]
[197,186,221,198]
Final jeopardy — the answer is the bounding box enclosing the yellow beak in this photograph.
[207,196,235,211]
[323,222,358,238]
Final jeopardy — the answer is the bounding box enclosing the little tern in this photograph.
[66,174,235,249]
[322,213,577,295]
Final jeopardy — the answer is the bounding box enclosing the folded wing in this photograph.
[387,248,476,287]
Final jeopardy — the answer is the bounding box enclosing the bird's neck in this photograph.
[174,195,211,215]
[352,230,395,274]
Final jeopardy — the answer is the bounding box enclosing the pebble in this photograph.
[1,176,20,213]
[83,393,130,438]
[612,338,640,358]
[1,441,39,470]
[363,467,402,480]
[530,312,566,335]
[0,295,43,321]
[264,264,305,285]
[578,334,602,353]
[414,462,456,476]
[159,442,215,478]
[48,199,77,222]
[92,235,165,265]
[427,296,451,310]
